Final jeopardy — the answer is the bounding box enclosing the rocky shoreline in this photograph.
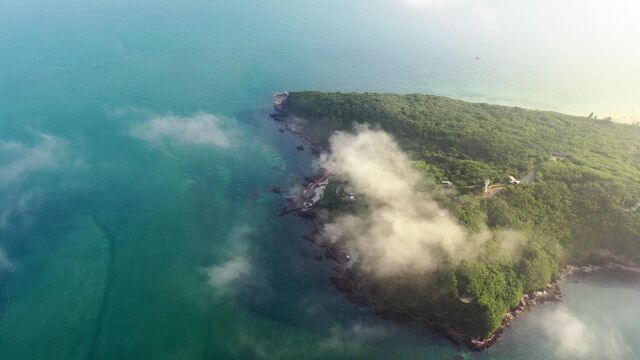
[328,261,611,351]
[320,235,640,351]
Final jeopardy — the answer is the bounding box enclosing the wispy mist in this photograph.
[0,190,42,230]
[0,133,68,186]
[132,112,233,148]
[207,257,251,290]
[319,125,475,278]
[0,134,73,232]
[0,247,14,274]
[322,322,389,349]
[205,224,254,295]
[539,305,632,359]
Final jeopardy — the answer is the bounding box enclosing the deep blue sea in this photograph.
[0,1,639,359]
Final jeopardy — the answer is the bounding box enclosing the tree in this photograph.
[518,245,555,292]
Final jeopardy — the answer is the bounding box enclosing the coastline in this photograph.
[268,92,640,352]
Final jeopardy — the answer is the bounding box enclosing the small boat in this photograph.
[296,145,304,151]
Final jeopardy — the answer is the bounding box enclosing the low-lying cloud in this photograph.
[132,112,232,148]
[0,247,14,274]
[319,125,472,278]
[322,322,389,349]
[0,190,42,230]
[207,256,251,290]
[205,224,254,295]
[0,133,72,232]
[0,133,68,186]
[539,305,632,359]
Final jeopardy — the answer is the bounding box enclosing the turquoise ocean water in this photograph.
[0,1,638,359]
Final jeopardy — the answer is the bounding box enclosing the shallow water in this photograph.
[1,1,639,359]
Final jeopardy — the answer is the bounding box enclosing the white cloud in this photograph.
[206,256,251,290]
[0,189,42,230]
[0,247,14,274]
[0,133,72,232]
[0,133,67,186]
[204,224,254,295]
[322,323,389,349]
[319,125,472,278]
[539,305,632,360]
[317,126,530,280]
[132,112,232,148]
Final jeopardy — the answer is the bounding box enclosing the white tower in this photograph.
[484,179,490,193]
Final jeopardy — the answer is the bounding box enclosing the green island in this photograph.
[284,92,640,342]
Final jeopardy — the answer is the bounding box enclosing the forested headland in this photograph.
[286,91,640,338]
